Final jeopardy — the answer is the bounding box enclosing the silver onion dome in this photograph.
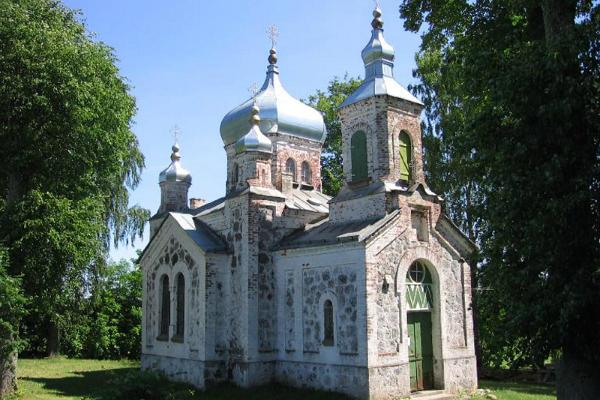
[159,143,192,184]
[220,48,327,146]
[235,103,273,154]
[340,7,423,108]
[361,8,395,65]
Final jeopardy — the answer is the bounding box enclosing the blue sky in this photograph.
[62,0,423,262]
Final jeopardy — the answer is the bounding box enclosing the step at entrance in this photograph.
[410,390,457,400]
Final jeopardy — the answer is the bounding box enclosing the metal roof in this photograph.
[278,209,401,250]
[340,7,423,108]
[285,189,331,214]
[220,49,326,146]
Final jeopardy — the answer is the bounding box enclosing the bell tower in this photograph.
[338,6,425,188]
[330,6,437,224]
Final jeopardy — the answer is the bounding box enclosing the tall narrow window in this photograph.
[323,299,334,346]
[301,161,311,184]
[174,273,185,340]
[351,131,368,181]
[159,275,170,339]
[399,131,412,182]
[232,163,239,184]
[286,158,296,182]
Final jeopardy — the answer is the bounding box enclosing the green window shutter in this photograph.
[351,131,368,181]
[399,131,412,182]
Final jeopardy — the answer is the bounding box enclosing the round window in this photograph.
[408,262,425,283]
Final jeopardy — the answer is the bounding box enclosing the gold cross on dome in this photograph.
[170,125,181,144]
[266,25,279,48]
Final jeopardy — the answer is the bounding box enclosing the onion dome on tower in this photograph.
[220,45,327,146]
[159,143,192,184]
[157,141,191,215]
[235,101,272,154]
[340,6,423,107]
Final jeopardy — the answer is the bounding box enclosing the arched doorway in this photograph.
[406,260,434,391]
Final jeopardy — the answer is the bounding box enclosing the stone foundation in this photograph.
[442,356,478,392]
[141,354,227,389]
[367,363,411,399]
[275,361,369,399]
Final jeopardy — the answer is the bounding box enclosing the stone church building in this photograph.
[139,6,477,399]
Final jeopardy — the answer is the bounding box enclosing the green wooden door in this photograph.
[408,312,434,391]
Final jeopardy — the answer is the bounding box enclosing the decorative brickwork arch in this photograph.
[394,246,445,390]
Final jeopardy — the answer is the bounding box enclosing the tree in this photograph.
[400,0,600,397]
[84,258,142,360]
[306,76,362,196]
[0,0,148,359]
[0,247,25,397]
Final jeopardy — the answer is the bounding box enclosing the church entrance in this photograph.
[405,260,435,391]
[408,311,434,391]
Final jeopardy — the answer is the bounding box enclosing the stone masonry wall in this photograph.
[302,265,359,354]
[364,193,477,394]
[271,136,322,191]
[339,96,424,186]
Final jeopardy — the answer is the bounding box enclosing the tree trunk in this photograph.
[46,321,60,357]
[0,351,17,398]
[557,346,600,400]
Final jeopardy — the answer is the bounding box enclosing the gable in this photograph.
[434,214,477,258]
[139,212,227,266]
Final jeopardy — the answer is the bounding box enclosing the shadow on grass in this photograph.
[480,379,556,396]
[21,367,138,399]
[23,367,351,400]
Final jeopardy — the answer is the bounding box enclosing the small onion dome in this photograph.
[235,103,272,154]
[159,143,192,183]
[361,7,395,66]
[220,48,326,147]
[340,6,423,108]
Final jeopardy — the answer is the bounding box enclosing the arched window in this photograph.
[301,161,311,184]
[232,163,239,184]
[399,131,412,182]
[351,131,368,181]
[285,158,296,182]
[323,299,334,346]
[406,261,433,310]
[159,275,170,339]
[175,273,185,340]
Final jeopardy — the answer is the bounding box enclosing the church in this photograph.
[139,6,477,399]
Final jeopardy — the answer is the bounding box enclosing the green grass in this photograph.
[15,357,138,400]
[12,358,556,400]
[478,380,556,400]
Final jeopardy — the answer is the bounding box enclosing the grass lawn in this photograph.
[12,358,556,400]
[15,358,138,400]
[479,380,556,400]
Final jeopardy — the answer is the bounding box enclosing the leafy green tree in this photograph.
[0,247,25,397]
[84,259,142,360]
[307,76,362,196]
[0,0,148,359]
[400,0,600,395]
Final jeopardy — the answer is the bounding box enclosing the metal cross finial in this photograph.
[266,25,279,48]
[248,82,259,97]
[373,0,380,9]
[170,124,181,144]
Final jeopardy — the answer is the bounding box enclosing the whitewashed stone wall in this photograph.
[273,245,368,397]
[363,198,477,398]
